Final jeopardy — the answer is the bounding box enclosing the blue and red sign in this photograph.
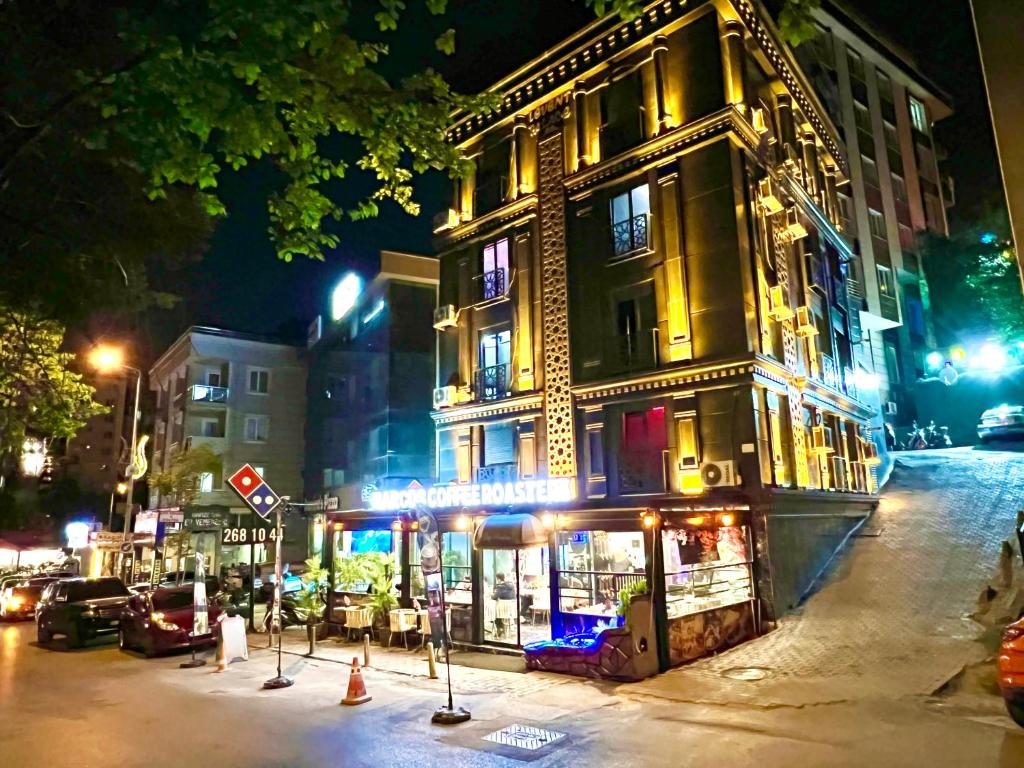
[227,464,281,520]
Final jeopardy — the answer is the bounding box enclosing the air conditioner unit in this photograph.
[432,386,457,409]
[432,304,457,330]
[700,460,739,488]
[795,306,818,336]
[884,401,898,416]
[768,284,795,321]
[811,425,835,453]
[757,177,784,216]
[784,206,808,240]
[432,208,460,233]
[751,107,769,134]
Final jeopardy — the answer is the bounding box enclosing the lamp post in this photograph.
[89,345,143,577]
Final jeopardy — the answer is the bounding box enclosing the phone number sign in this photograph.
[221,526,282,545]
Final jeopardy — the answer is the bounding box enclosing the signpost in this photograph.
[227,464,291,689]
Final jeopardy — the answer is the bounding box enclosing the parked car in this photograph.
[1,584,44,620]
[999,616,1024,727]
[35,577,131,648]
[118,581,222,657]
[978,404,1024,443]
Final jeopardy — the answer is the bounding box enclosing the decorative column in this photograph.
[652,35,671,132]
[514,116,533,196]
[536,109,577,478]
[776,94,797,163]
[721,20,747,113]
[823,165,839,229]
[800,132,819,199]
[573,82,589,170]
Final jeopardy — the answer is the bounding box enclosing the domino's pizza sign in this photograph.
[227,464,282,520]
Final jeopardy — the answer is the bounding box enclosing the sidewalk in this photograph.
[622,448,1023,708]
[247,628,570,697]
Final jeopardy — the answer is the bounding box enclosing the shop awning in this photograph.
[472,513,547,549]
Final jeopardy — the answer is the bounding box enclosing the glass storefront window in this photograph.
[332,529,401,595]
[555,530,646,636]
[662,524,753,619]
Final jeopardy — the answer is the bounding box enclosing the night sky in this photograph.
[144,0,1000,355]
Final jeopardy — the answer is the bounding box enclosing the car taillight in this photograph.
[150,611,178,631]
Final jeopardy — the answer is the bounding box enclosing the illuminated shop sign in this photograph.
[368,477,576,512]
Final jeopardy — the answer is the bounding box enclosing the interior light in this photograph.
[686,515,705,526]
[541,513,554,530]
[977,343,1007,371]
[454,515,468,531]
[391,520,403,531]
[333,522,344,531]
[641,512,657,529]
[926,351,943,370]
[853,369,879,390]
[719,512,736,527]
[331,273,362,321]
[950,347,966,363]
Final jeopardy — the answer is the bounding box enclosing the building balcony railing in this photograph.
[188,384,229,403]
[184,435,227,452]
[473,268,507,303]
[611,212,649,258]
[474,363,510,401]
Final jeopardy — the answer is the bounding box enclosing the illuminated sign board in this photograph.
[368,477,576,512]
[331,273,362,321]
[65,522,90,549]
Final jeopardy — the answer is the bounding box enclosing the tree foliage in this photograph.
[149,444,223,507]
[2,0,494,283]
[921,206,1024,345]
[0,307,106,459]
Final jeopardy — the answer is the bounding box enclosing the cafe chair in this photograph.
[531,591,551,625]
[388,609,418,649]
[346,606,373,642]
[495,599,516,639]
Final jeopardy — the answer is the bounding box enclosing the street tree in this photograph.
[148,444,223,508]
[0,306,106,465]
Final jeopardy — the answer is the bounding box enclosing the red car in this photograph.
[118,582,222,658]
[998,616,1024,726]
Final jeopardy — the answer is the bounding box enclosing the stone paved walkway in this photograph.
[623,447,1024,707]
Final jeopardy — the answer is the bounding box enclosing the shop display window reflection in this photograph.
[332,529,401,595]
[662,522,753,619]
[554,530,647,637]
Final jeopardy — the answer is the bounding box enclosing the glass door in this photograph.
[481,546,550,647]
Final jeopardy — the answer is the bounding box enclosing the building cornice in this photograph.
[566,106,761,197]
[435,194,538,250]
[432,393,544,426]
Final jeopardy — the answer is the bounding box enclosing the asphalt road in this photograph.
[2,448,1024,767]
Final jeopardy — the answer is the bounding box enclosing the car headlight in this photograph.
[82,607,97,618]
[6,597,23,611]
[149,611,178,631]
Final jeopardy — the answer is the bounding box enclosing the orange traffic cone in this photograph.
[341,657,372,705]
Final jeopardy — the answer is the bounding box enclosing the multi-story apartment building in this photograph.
[351,0,879,677]
[147,327,307,576]
[304,251,439,510]
[796,0,953,419]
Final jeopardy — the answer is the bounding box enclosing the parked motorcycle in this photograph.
[924,420,953,449]
[903,421,928,450]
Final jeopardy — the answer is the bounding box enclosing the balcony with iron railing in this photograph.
[472,267,507,303]
[611,212,649,258]
[188,384,229,404]
[474,363,510,401]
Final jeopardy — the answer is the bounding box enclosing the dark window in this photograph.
[69,579,129,601]
[600,71,645,157]
[587,430,605,477]
[610,184,651,257]
[475,137,512,215]
[613,283,657,369]
[884,342,902,385]
[618,406,668,494]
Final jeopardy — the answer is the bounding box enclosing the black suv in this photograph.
[36,577,131,648]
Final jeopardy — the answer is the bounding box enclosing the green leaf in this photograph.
[435,28,456,55]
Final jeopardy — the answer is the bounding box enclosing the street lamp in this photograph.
[89,344,143,575]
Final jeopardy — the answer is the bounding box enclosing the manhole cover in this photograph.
[483,724,566,751]
[721,666,772,681]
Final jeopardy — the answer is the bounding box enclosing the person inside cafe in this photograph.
[492,572,516,636]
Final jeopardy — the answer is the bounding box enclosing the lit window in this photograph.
[248,368,269,394]
[908,96,928,133]
[480,238,509,300]
[244,415,269,442]
[868,208,886,239]
[876,265,894,296]
[610,184,651,257]
[198,473,214,493]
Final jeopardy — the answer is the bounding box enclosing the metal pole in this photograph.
[120,369,142,574]
[263,503,292,688]
[107,491,116,532]
[248,537,256,632]
[429,529,469,724]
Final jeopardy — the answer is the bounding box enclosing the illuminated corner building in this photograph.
[303,251,439,511]
[420,0,878,674]
[147,327,307,579]
[793,0,953,422]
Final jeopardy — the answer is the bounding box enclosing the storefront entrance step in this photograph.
[447,651,526,674]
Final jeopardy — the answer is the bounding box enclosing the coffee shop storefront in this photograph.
[322,477,760,679]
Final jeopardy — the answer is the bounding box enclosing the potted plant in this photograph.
[365,552,398,644]
[617,578,649,627]
[296,556,329,655]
